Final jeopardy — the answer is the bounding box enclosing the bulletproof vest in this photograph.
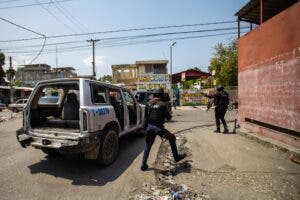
[219,91,229,107]
[147,101,165,125]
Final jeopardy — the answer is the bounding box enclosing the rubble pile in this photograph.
[133,182,201,200]
[0,109,22,122]
[130,132,209,200]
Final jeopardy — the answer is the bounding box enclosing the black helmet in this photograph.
[153,87,164,94]
[217,86,224,92]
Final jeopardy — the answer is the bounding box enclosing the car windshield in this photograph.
[38,96,60,104]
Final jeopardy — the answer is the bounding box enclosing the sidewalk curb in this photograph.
[238,128,300,163]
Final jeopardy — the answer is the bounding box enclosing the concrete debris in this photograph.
[0,109,22,122]
[134,182,200,200]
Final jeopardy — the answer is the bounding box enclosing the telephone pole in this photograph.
[87,39,100,79]
[55,45,58,67]
[9,56,14,103]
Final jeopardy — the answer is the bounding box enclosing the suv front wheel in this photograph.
[97,129,119,166]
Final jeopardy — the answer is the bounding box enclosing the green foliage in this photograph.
[98,75,112,83]
[188,67,202,71]
[0,53,6,83]
[14,80,22,87]
[209,39,238,86]
[204,78,214,89]
[183,79,198,89]
[6,67,16,82]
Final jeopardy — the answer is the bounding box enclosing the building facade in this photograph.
[236,0,300,148]
[112,60,169,91]
[15,64,77,87]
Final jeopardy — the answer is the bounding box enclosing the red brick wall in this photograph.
[238,2,300,147]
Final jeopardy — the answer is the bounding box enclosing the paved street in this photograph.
[0,108,299,200]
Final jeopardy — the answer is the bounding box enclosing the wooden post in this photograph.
[250,22,253,30]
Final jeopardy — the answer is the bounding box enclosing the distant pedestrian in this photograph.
[172,95,177,109]
[141,88,186,171]
[201,86,229,133]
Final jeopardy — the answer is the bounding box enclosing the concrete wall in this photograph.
[238,2,300,148]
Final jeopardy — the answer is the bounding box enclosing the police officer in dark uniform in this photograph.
[202,86,229,133]
[141,88,186,171]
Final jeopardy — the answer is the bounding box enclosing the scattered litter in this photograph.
[0,109,22,122]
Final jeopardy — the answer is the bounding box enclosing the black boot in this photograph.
[140,163,149,171]
[214,129,221,133]
[223,128,229,134]
[175,153,187,162]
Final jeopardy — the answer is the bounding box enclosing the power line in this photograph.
[1,27,248,50]
[50,0,85,32]
[53,0,88,32]
[0,17,45,37]
[4,31,241,55]
[36,0,77,33]
[0,0,74,10]
[0,20,236,43]
[1,26,248,50]
[0,0,25,4]
[0,17,46,64]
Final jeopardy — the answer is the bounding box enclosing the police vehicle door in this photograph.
[122,90,139,129]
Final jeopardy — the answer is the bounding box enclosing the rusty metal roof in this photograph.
[235,0,298,24]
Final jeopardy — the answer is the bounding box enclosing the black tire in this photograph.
[97,129,119,166]
[12,108,18,113]
[41,148,60,157]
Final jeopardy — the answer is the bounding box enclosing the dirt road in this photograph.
[3,107,295,200]
[0,107,227,200]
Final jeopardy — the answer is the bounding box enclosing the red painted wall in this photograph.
[238,2,300,147]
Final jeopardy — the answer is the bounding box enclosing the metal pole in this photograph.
[9,56,14,103]
[87,39,100,80]
[55,46,58,67]
[92,41,95,78]
[170,42,176,93]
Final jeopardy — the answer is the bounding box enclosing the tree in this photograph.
[0,52,6,84]
[188,67,202,72]
[14,80,22,87]
[209,39,238,87]
[98,75,112,83]
[6,67,16,83]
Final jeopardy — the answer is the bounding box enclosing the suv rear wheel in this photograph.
[97,129,119,166]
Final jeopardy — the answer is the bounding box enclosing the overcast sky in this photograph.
[0,0,249,78]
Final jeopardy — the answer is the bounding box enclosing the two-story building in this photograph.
[112,60,169,91]
[15,64,77,87]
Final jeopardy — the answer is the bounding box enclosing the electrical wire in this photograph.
[4,31,241,55]
[53,0,88,32]
[0,20,236,43]
[0,0,26,4]
[1,26,248,51]
[49,0,85,32]
[0,17,45,37]
[35,0,77,33]
[0,17,46,64]
[0,0,74,9]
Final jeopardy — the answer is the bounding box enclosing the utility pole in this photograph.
[170,42,176,95]
[55,45,58,67]
[9,56,14,104]
[87,39,100,79]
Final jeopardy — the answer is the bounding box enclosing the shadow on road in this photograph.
[28,134,145,186]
